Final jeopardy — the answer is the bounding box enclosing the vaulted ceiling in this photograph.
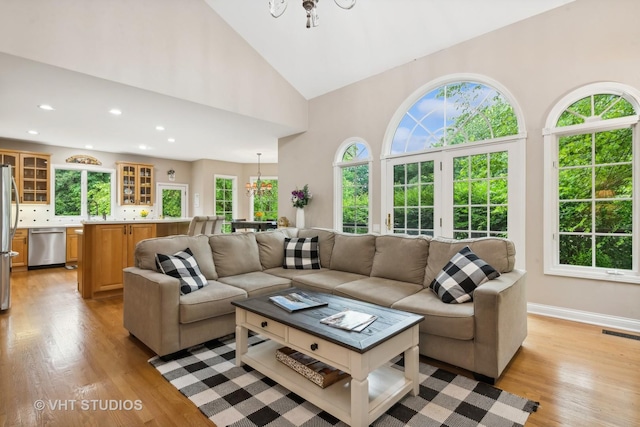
[0,0,574,163]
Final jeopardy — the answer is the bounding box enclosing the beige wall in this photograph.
[0,0,307,131]
[279,0,640,320]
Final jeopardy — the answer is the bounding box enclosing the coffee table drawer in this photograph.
[288,328,349,367]
[246,311,286,339]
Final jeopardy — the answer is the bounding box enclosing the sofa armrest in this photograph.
[472,269,528,379]
[123,267,182,356]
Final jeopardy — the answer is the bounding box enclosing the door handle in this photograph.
[385,213,391,231]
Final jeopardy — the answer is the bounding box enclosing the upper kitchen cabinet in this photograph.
[117,162,154,206]
[0,151,18,202]
[0,150,50,204]
[20,153,50,203]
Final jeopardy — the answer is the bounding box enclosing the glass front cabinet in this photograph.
[20,154,50,203]
[117,162,154,206]
[0,151,50,204]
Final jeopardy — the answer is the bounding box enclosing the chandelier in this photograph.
[246,153,273,197]
[269,0,356,28]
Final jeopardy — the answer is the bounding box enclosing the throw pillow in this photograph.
[430,246,500,304]
[155,248,209,295]
[283,237,321,270]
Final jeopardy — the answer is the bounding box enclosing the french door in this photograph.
[384,141,524,253]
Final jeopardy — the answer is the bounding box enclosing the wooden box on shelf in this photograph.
[275,346,350,389]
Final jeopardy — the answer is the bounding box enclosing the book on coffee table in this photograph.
[269,292,328,312]
[320,309,377,332]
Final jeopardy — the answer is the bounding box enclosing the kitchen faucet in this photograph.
[87,199,99,220]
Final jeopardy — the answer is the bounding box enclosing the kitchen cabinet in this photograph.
[0,150,50,204]
[0,151,18,202]
[19,153,50,204]
[80,221,161,298]
[66,227,82,264]
[11,229,28,271]
[117,162,154,206]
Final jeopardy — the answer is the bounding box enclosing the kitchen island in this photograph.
[78,219,190,299]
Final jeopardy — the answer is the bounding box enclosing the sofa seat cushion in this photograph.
[179,281,247,324]
[209,233,262,277]
[218,272,291,297]
[292,270,367,294]
[392,289,475,340]
[135,234,218,280]
[371,235,430,285]
[424,237,515,287]
[334,277,423,307]
[256,230,288,269]
[298,228,335,268]
[264,267,329,280]
[330,234,376,276]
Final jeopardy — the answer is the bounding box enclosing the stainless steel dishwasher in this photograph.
[28,227,66,269]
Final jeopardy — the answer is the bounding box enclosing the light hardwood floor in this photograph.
[0,268,638,426]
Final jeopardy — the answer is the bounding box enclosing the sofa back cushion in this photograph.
[329,234,376,276]
[255,230,288,269]
[298,228,335,268]
[424,236,516,287]
[208,233,262,277]
[371,235,430,285]
[135,235,218,280]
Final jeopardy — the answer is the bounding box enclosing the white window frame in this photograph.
[214,174,238,231]
[381,73,526,268]
[543,82,640,284]
[156,182,189,218]
[333,138,373,233]
[52,163,116,219]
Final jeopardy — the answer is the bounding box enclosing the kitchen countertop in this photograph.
[82,218,191,225]
[17,218,191,229]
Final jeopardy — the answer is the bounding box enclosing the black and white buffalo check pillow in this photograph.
[430,246,500,304]
[283,236,321,269]
[156,247,209,295]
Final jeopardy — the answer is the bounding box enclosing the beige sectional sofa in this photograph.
[123,228,527,382]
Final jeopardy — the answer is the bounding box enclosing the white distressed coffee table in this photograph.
[232,289,424,427]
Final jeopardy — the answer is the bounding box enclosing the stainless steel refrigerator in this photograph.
[0,164,19,310]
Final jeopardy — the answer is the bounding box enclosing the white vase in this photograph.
[296,208,305,228]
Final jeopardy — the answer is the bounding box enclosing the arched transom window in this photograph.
[391,81,519,154]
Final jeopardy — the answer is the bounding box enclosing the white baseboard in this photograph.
[527,303,640,333]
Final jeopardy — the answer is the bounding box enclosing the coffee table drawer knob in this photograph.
[310,343,318,351]
[261,321,268,327]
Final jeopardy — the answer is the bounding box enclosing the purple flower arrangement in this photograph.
[291,184,312,208]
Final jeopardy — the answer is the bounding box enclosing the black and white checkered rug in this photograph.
[150,335,539,427]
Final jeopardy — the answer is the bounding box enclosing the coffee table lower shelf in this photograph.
[240,339,415,426]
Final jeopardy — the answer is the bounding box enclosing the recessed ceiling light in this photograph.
[167,138,175,143]
[139,145,147,150]
[85,145,93,149]
[38,104,55,111]
[109,108,122,116]
[27,130,39,135]
[156,125,165,131]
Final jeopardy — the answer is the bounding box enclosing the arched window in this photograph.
[391,81,519,154]
[382,75,525,265]
[543,83,640,283]
[334,139,372,234]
